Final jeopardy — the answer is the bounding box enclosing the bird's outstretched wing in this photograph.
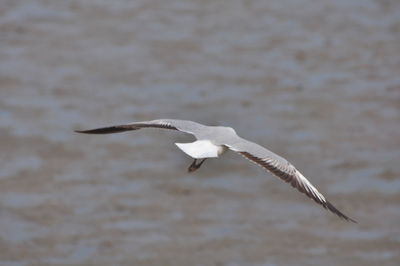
[75,119,206,138]
[225,137,356,222]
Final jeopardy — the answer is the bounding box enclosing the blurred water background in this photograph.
[0,0,399,265]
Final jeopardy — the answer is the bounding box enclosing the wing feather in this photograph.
[74,119,205,137]
[227,139,356,222]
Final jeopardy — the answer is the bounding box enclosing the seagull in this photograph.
[75,118,356,222]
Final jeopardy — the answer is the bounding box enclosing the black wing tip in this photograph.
[74,126,139,134]
[349,218,358,224]
[74,123,178,135]
[325,201,357,223]
[338,214,358,224]
[74,128,109,134]
[343,215,358,224]
[237,152,358,223]
[74,129,91,134]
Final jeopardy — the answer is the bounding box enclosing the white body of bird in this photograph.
[175,140,227,159]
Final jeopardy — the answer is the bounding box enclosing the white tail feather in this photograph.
[175,140,226,159]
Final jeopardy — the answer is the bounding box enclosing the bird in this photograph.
[75,118,356,222]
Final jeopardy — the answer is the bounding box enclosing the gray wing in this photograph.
[75,119,207,138]
[225,138,356,222]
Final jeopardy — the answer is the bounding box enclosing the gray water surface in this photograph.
[1,0,399,265]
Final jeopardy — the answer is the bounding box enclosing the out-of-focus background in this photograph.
[1,0,399,265]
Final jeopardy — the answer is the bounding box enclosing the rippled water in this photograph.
[1,0,399,265]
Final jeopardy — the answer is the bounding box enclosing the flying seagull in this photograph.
[75,119,356,222]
